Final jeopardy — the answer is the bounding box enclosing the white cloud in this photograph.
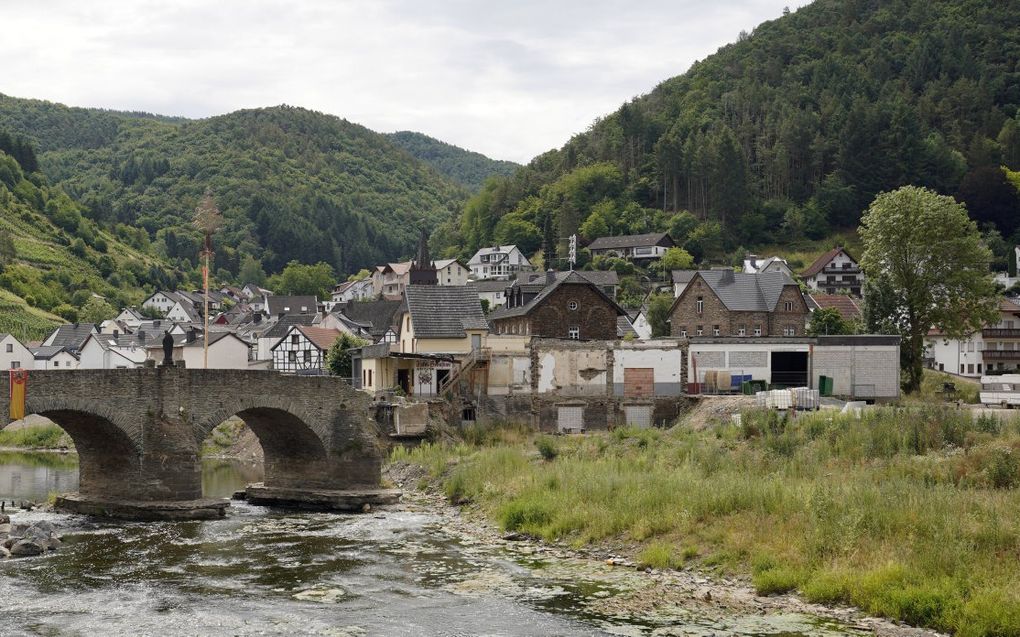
[0,0,804,162]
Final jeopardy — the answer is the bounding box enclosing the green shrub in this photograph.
[535,436,558,461]
[499,498,554,532]
[637,541,680,570]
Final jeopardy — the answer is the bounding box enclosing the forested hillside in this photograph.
[0,128,181,340]
[387,131,519,192]
[0,95,471,279]
[448,0,1020,267]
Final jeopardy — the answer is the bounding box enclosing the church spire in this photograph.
[410,226,438,285]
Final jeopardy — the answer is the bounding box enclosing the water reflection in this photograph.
[0,452,264,501]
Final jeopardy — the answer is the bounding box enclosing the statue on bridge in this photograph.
[161,330,174,367]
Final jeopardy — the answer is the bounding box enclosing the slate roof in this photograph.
[261,314,317,339]
[671,270,697,284]
[468,245,523,265]
[801,247,857,277]
[587,232,673,251]
[433,258,465,270]
[31,345,76,360]
[338,300,404,339]
[404,285,487,338]
[519,270,619,287]
[265,295,318,316]
[689,270,798,312]
[808,294,862,321]
[488,272,627,321]
[617,315,637,338]
[44,324,97,351]
[474,280,511,293]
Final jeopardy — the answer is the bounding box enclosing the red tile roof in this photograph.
[809,294,862,321]
[297,326,342,351]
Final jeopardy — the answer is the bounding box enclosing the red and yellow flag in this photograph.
[9,369,27,421]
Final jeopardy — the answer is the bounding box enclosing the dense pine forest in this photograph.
[447,0,1020,267]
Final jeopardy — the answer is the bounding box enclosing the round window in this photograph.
[568,301,578,311]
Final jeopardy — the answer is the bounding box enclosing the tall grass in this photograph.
[0,424,71,449]
[389,410,1020,636]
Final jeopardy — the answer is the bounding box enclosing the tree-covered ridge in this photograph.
[0,130,184,340]
[449,0,1020,266]
[387,130,519,192]
[0,96,470,279]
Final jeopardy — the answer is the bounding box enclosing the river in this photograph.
[0,452,870,636]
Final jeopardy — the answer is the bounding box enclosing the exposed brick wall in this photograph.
[0,369,385,503]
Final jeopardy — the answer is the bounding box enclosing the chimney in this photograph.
[546,269,556,286]
[254,314,262,324]
[154,320,161,328]
[187,328,196,343]
[72,322,79,329]
[137,330,146,342]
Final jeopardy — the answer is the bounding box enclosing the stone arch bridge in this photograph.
[0,369,398,519]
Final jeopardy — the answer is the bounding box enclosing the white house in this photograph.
[925,298,1020,377]
[0,334,33,370]
[475,280,509,311]
[434,259,471,286]
[114,308,145,330]
[166,300,200,323]
[31,346,79,370]
[630,311,653,340]
[271,325,340,375]
[467,245,534,280]
[801,247,864,296]
[78,334,148,369]
[743,255,793,278]
[156,332,252,369]
[587,232,674,262]
[331,279,374,303]
[141,291,181,316]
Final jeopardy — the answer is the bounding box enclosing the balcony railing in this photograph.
[982,349,1020,360]
[982,329,1020,338]
[821,267,861,274]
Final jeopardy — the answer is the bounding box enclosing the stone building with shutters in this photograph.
[668,270,809,339]
[487,271,627,341]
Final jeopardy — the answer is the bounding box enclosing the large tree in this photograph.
[859,186,998,392]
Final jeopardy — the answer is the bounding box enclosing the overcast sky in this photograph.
[1,1,805,163]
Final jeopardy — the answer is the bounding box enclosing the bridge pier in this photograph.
[1,369,400,520]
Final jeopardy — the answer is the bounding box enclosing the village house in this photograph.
[264,295,318,318]
[489,271,627,341]
[587,232,674,263]
[31,346,79,370]
[141,291,181,316]
[254,313,317,361]
[434,258,471,286]
[925,298,1020,377]
[41,323,97,356]
[270,325,340,375]
[669,270,809,338]
[149,330,252,369]
[331,278,374,303]
[79,332,150,369]
[517,270,620,300]
[672,270,696,298]
[467,245,534,280]
[334,299,403,344]
[314,310,373,340]
[357,285,487,396]
[0,333,33,370]
[371,262,413,298]
[801,247,864,296]
[742,254,794,277]
[475,279,510,311]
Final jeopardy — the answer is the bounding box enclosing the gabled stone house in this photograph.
[668,270,809,338]
[488,271,627,341]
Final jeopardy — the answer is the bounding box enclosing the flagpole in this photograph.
[203,247,210,369]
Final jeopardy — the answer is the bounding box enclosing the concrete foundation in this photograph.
[55,494,229,521]
[245,484,402,511]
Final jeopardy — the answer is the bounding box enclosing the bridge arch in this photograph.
[7,398,145,500]
[198,399,342,491]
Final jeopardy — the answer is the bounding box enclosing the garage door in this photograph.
[557,406,584,433]
[623,405,652,428]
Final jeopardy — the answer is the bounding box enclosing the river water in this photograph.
[0,452,867,637]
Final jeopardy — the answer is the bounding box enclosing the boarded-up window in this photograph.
[623,405,652,428]
[624,368,654,397]
[557,406,584,433]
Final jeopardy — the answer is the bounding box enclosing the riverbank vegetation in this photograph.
[0,424,71,450]
[390,407,1020,636]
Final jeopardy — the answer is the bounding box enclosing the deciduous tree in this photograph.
[859,186,997,392]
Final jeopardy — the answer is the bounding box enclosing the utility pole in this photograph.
[193,191,222,370]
